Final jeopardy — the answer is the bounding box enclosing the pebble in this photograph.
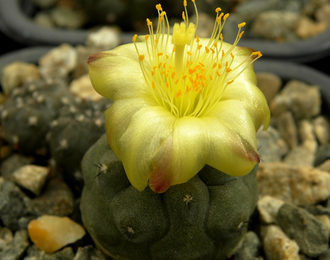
[50,6,87,29]
[298,120,318,153]
[274,111,298,149]
[73,245,107,260]
[257,162,330,205]
[0,226,13,251]
[28,215,85,253]
[12,165,48,196]
[283,146,315,167]
[251,11,300,42]
[295,16,328,39]
[0,180,31,231]
[315,215,330,236]
[270,80,321,120]
[39,44,77,80]
[256,72,282,104]
[0,154,33,181]
[27,178,74,216]
[69,74,104,101]
[258,195,284,224]
[0,62,40,95]
[0,229,30,260]
[261,224,300,260]
[315,143,330,167]
[257,126,285,162]
[234,231,263,260]
[24,244,75,260]
[86,26,121,51]
[313,116,330,145]
[276,203,328,257]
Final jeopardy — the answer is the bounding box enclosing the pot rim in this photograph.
[0,0,330,62]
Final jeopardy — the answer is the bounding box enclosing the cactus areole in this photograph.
[83,1,269,259]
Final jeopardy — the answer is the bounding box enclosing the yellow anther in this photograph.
[216,16,221,25]
[252,51,263,58]
[216,72,221,77]
[152,82,156,89]
[160,11,166,17]
[155,38,159,44]
[182,11,186,20]
[210,48,215,54]
[191,0,195,2]
[227,80,234,84]
[158,52,163,56]
[209,75,213,80]
[212,62,217,69]
[220,33,223,40]
[139,55,145,61]
[239,31,245,38]
[223,13,229,20]
[215,7,221,12]
[184,0,187,7]
[187,51,193,56]
[230,53,234,59]
[159,16,164,23]
[145,34,149,41]
[205,46,210,53]
[222,50,225,57]
[132,34,138,42]
[196,35,200,42]
[176,90,182,97]
[197,44,202,50]
[156,4,162,11]
[238,22,246,28]
[147,18,152,26]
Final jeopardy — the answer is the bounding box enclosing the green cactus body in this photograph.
[81,134,258,260]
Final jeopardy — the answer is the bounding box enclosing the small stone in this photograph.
[276,203,328,257]
[28,215,86,253]
[274,111,298,149]
[256,72,282,104]
[258,195,284,224]
[261,225,300,260]
[234,231,262,260]
[257,162,330,205]
[0,154,33,181]
[313,116,330,145]
[28,178,74,216]
[270,80,321,120]
[39,44,77,80]
[283,146,315,167]
[33,11,55,28]
[50,7,87,29]
[314,215,330,236]
[86,26,120,50]
[0,226,13,250]
[73,245,107,260]
[13,165,48,195]
[315,143,330,167]
[0,230,30,260]
[1,62,40,95]
[315,3,330,24]
[317,158,330,172]
[0,180,31,231]
[257,126,285,162]
[298,120,318,153]
[251,11,300,42]
[295,16,328,39]
[69,74,104,101]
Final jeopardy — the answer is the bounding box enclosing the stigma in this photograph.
[132,1,262,118]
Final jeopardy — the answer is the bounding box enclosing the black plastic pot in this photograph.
[1,0,330,63]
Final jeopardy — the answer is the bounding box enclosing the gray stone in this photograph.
[276,203,328,257]
[0,226,13,251]
[234,231,262,260]
[27,178,74,216]
[298,120,318,153]
[270,80,321,120]
[257,126,284,162]
[50,7,87,30]
[274,111,298,149]
[86,26,120,51]
[283,146,315,167]
[0,180,31,231]
[256,72,282,104]
[315,143,330,167]
[251,11,299,42]
[0,230,30,260]
[24,245,75,260]
[73,245,107,260]
[258,196,284,224]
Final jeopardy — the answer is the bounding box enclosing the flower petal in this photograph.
[88,50,148,100]
[150,117,209,193]
[116,106,176,191]
[202,115,259,176]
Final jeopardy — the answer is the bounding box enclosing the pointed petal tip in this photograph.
[87,52,111,64]
[149,169,172,193]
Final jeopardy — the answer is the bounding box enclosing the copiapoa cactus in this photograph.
[81,0,270,259]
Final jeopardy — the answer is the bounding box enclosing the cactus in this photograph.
[0,79,76,154]
[80,134,259,260]
[47,98,111,192]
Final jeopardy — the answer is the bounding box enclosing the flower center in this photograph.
[133,1,262,118]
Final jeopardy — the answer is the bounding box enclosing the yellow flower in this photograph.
[88,1,270,193]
